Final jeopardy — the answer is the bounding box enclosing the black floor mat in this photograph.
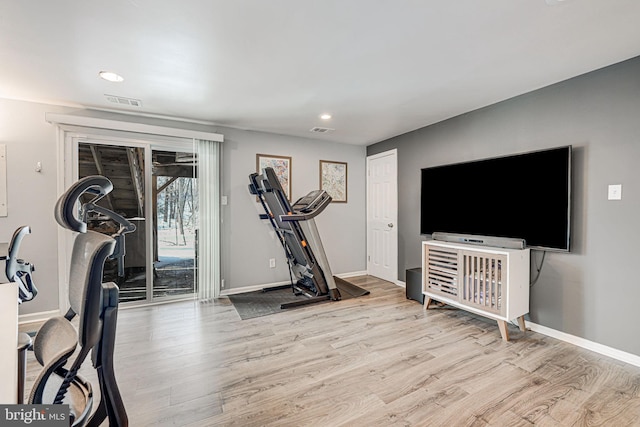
[333,276,370,298]
[229,277,370,320]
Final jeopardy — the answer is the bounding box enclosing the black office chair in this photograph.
[27,175,132,426]
[5,225,37,303]
[3,225,38,403]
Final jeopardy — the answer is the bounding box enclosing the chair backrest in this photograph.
[29,175,130,426]
[68,231,116,351]
[5,225,37,303]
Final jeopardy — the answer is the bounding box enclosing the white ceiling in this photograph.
[1,1,640,146]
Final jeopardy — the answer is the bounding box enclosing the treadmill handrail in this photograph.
[280,192,332,221]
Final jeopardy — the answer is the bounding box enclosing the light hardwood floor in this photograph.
[22,276,640,426]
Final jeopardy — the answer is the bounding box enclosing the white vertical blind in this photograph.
[196,139,221,301]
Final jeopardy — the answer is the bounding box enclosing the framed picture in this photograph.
[320,160,347,203]
[256,153,292,200]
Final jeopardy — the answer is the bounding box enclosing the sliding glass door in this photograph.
[152,149,197,299]
[77,141,197,304]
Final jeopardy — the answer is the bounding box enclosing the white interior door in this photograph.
[367,149,398,283]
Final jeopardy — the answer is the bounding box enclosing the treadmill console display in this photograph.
[292,190,325,211]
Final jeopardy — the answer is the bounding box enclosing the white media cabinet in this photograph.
[422,240,530,341]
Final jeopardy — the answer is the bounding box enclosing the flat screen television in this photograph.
[420,145,572,251]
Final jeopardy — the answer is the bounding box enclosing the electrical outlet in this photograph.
[269,258,276,268]
[608,184,622,200]
[221,279,225,288]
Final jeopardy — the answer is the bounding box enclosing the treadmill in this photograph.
[249,167,341,308]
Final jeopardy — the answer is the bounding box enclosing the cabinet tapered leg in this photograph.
[517,316,526,332]
[497,320,509,341]
[424,297,432,310]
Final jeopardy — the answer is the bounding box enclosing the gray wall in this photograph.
[0,99,69,315]
[367,55,640,356]
[0,98,366,316]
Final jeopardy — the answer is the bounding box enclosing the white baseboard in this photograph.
[336,270,368,278]
[526,321,640,368]
[220,271,370,296]
[19,309,60,326]
[121,295,196,310]
[221,280,291,296]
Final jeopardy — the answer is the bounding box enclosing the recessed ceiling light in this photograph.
[99,71,124,82]
[320,114,332,120]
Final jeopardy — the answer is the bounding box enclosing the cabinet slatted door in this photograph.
[424,246,459,297]
[460,251,506,317]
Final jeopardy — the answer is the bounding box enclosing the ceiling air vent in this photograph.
[310,126,334,133]
[105,94,142,107]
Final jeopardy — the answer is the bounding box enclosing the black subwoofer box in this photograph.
[405,268,424,304]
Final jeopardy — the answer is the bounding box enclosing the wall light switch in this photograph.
[608,184,622,200]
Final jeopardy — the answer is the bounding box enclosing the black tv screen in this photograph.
[420,146,571,251]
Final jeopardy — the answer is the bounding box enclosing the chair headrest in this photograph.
[55,176,114,233]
